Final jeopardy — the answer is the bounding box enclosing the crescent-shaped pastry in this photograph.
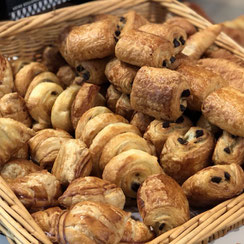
[26,82,63,129]
[106,84,122,112]
[130,112,153,134]
[130,66,190,120]
[115,29,174,68]
[10,58,31,77]
[90,123,141,175]
[182,24,222,60]
[143,116,192,156]
[160,127,215,184]
[213,131,244,166]
[58,176,125,209]
[177,64,227,110]
[0,118,35,165]
[1,159,41,182]
[102,149,163,198]
[56,201,130,244]
[75,106,112,140]
[12,143,29,160]
[115,93,133,120]
[71,82,105,129]
[182,164,244,208]
[51,85,80,133]
[137,173,190,235]
[105,58,138,94]
[28,128,72,168]
[9,170,62,210]
[32,207,62,242]
[0,54,14,99]
[202,86,244,137]
[196,115,221,135]
[100,132,156,172]
[52,139,92,185]
[56,65,76,87]
[15,62,48,97]
[0,92,32,127]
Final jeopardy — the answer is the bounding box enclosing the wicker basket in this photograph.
[0,0,243,243]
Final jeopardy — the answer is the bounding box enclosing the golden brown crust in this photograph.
[160,127,215,184]
[143,116,192,156]
[59,176,125,209]
[182,164,244,207]
[11,143,29,160]
[56,65,76,87]
[102,149,163,198]
[52,139,92,185]
[115,93,133,120]
[9,170,62,210]
[131,66,190,120]
[10,58,31,77]
[0,92,32,127]
[130,112,153,134]
[196,115,221,135]
[106,85,122,112]
[202,86,244,137]
[137,174,190,235]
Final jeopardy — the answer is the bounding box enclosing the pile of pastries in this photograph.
[0,9,244,244]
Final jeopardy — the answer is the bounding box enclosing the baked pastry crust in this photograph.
[106,84,122,112]
[130,66,190,120]
[182,164,244,207]
[102,149,163,198]
[58,176,125,209]
[52,139,92,185]
[10,58,31,77]
[115,93,133,120]
[202,86,244,137]
[160,127,215,184]
[196,115,221,135]
[12,143,29,160]
[130,112,153,134]
[56,65,76,87]
[137,173,190,234]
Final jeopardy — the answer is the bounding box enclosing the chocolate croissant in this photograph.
[130,112,153,134]
[202,86,244,137]
[137,174,190,235]
[52,139,92,185]
[182,164,244,208]
[102,149,163,198]
[12,143,29,160]
[56,201,130,244]
[213,131,244,166]
[115,93,133,120]
[196,115,221,135]
[56,65,76,87]
[143,116,192,156]
[10,58,31,77]
[130,66,190,120]
[160,127,215,184]
[106,84,122,112]
[58,176,125,209]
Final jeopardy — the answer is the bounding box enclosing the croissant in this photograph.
[10,58,31,77]
[15,62,47,97]
[106,84,122,112]
[115,29,174,68]
[0,118,35,165]
[0,92,32,127]
[202,86,244,137]
[28,128,72,168]
[143,116,192,156]
[58,176,125,209]
[9,170,62,210]
[102,149,163,198]
[137,173,190,235]
[1,159,41,182]
[130,112,153,134]
[160,127,215,184]
[182,164,244,208]
[115,93,133,120]
[56,201,130,244]
[52,139,92,185]
[71,82,105,129]
[182,25,222,60]
[0,54,14,99]
[105,58,138,94]
[51,84,80,133]
[198,58,244,93]
[32,207,62,242]
[56,65,76,87]
[130,66,190,120]
[177,64,227,110]
[196,115,221,135]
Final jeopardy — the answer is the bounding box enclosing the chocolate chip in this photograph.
[131,182,140,192]
[179,36,185,45]
[82,71,90,81]
[120,16,126,23]
[224,172,231,181]
[231,134,237,139]
[76,65,84,72]
[177,137,187,145]
[51,91,58,95]
[180,104,186,112]
[114,36,119,43]
[162,60,167,67]
[173,38,180,48]
[162,121,170,128]
[159,223,165,231]
[195,130,204,138]
[176,116,184,124]
[181,89,190,97]
[211,176,222,183]
[224,147,231,154]
[170,56,176,63]
[115,30,121,36]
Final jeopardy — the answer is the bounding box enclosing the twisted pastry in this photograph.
[130,112,153,134]
[137,174,190,235]
[52,139,92,185]
[106,84,122,112]
[58,176,125,209]
[115,93,133,120]
[102,149,163,198]
[56,65,76,87]
[182,164,244,208]
[160,127,215,184]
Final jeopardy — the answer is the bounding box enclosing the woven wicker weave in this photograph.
[0,0,243,243]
